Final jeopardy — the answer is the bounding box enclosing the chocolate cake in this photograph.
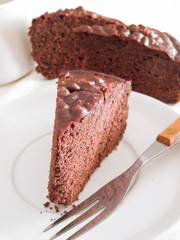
[48,70,131,205]
[28,6,180,104]
[74,24,180,104]
[28,6,122,80]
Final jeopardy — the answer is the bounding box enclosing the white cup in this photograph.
[0,0,34,85]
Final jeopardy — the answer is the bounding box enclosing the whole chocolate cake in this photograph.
[28,6,180,104]
[48,70,131,205]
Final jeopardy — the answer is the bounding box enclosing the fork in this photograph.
[44,118,180,240]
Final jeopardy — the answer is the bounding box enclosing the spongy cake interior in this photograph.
[28,7,122,79]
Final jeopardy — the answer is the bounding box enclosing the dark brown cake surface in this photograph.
[74,24,180,61]
[55,70,129,136]
[48,70,131,205]
[73,24,180,103]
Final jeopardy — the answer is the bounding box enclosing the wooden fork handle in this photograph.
[157,118,180,146]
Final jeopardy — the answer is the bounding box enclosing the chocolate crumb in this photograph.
[72,205,76,208]
[64,210,67,214]
[43,202,50,208]
[55,205,59,213]
[50,207,53,210]
[40,211,43,214]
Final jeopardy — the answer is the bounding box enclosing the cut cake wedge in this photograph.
[48,70,131,205]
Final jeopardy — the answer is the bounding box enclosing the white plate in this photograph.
[0,86,180,240]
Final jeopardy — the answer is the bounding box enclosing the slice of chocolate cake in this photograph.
[28,6,122,80]
[48,70,131,205]
[73,24,180,104]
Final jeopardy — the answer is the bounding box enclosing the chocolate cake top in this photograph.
[56,70,130,136]
[74,24,180,61]
[51,6,106,19]
[35,6,123,25]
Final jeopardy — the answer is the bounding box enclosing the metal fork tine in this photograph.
[66,208,109,240]
[43,194,100,232]
[49,201,103,240]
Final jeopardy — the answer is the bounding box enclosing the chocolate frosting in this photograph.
[56,70,128,136]
[74,23,180,61]
[50,6,123,25]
